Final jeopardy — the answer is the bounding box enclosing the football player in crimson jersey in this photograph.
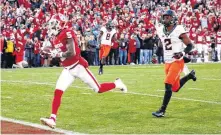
[40,14,127,129]
[216,29,221,61]
[98,22,117,75]
[152,10,197,117]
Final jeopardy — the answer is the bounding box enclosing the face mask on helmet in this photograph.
[47,19,60,37]
[47,14,67,37]
[161,10,177,27]
[106,23,113,30]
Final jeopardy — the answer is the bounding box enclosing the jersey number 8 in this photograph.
[106,33,111,40]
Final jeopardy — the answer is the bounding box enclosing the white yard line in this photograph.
[127,91,221,105]
[156,89,165,91]
[201,78,221,81]
[0,117,84,135]
[1,80,221,105]
[188,88,204,90]
[157,88,204,91]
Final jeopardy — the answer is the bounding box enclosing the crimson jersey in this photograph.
[189,31,197,41]
[183,18,192,30]
[195,31,205,44]
[216,30,221,45]
[205,32,213,45]
[191,19,200,28]
[52,29,80,67]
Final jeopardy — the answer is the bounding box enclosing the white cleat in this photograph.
[114,78,127,93]
[40,117,56,129]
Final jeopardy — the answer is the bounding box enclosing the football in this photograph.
[40,46,53,55]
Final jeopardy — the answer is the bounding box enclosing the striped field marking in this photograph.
[202,78,221,81]
[126,91,221,105]
[2,70,221,81]
[188,88,203,90]
[1,80,221,105]
[1,117,84,135]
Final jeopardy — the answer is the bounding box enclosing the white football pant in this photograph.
[183,64,190,75]
[217,45,221,61]
[196,44,203,63]
[202,45,208,62]
[55,64,100,92]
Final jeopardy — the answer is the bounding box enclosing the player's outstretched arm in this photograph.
[62,38,76,58]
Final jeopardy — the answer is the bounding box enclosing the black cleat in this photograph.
[152,110,165,117]
[98,68,103,75]
[189,70,197,81]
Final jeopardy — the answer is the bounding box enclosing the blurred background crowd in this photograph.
[0,0,221,68]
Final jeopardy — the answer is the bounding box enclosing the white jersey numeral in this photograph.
[164,39,172,50]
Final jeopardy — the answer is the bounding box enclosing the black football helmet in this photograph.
[106,22,113,30]
[161,10,177,27]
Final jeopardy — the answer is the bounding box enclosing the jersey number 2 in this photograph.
[164,39,172,50]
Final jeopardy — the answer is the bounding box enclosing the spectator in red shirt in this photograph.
[108,39,119,65]
[128,33,137,65]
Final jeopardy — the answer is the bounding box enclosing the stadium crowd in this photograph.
[0,0,221,68]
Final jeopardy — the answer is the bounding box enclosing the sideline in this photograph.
[1,116,85,135]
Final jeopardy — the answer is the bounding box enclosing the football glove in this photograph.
[50,49,63,58]
[173,52,184,59]
[183,56,191,63]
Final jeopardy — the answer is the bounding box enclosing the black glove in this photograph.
[183,56,191,63]
[173,52,184,59]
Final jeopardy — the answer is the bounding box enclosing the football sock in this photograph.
[51,89,63,116]
[99,60,103,70]
[98,83,116,93]
[160,83,172,112]
[177,73,191,91]
[50,114,56,122]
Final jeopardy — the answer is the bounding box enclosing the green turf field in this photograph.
[1,63,221,134]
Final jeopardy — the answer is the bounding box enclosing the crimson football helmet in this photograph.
[47,13,68,37]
